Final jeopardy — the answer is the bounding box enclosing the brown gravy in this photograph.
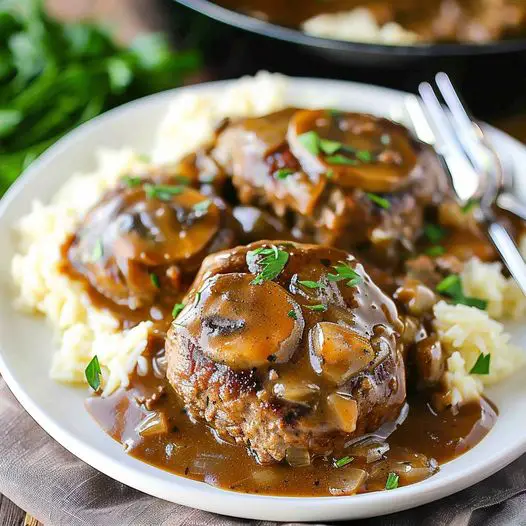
[86,368,496,496]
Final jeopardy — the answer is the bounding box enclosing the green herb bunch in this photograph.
[0,0,200,194]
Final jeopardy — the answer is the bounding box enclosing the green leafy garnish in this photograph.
[327,262,362,287]
[122,175,142,188]
[356,150,373,163]
[287,309,297,320]
[319,138,342,155]
[334,456,354,468]
[297,131,320,156]
[425,246,445,257]
[144,184,185,201]
[436,274,487,310]
[469,353,491,375]
[172,303,185,318]
[150,272,160,288]
[306,304,327,312]
[424,223,446,244]
[461,198,479,214]
[325,154,358,166]
[91,239,103,262]
[0,2,200,196]
[385,472,399,490]
[274,168,295,180]
[248,246,290,285]
[366,192,391,210]
[326,168,334,179]
[298,280,321,289]
[195,290,202,305]
[85,355,102,392]
[193,199,211,213]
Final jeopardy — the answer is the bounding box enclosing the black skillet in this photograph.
[175,0,526,66]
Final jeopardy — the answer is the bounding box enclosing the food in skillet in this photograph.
[214,0,526,44]
[11,74,525,496]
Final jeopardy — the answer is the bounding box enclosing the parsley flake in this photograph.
[248,246,290,285]
[334,456,354,468]
[297,131,320,156]
[461,198,479,214]
[356,150,373,163]
[425,246,445,257]
[172,303,185,318]
[287,309,297,320]
[306,304,327,312]
[366,192,391,209]
[424,223,446,244]
[326,154,358,166]
[85,355,102,392]
[469,353,491,375]
[385,472,399,490]
[319,138,342,155]
[274,168,295,180]
[150,273,160,288]
[327,262,362,287]
[144,183,184,201]
[326,168,334,179]
[436,274,487,310]
[298,280,321,289]
[122,175,142,188]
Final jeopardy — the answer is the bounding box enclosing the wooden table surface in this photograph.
[2,1,526,524]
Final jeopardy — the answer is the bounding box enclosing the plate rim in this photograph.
[1,76,526,521]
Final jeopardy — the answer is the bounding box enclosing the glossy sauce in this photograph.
[86,366,497,496]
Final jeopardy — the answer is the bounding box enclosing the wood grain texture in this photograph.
[0,494,26,526]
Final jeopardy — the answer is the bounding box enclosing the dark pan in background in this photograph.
[175,0,526,66]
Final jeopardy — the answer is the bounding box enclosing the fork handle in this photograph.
[486,220,526,296]
[497,192,526,223]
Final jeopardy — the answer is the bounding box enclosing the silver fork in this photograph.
[404,72,526,296]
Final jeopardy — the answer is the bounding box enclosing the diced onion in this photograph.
[348,438,390,464]
[136,411,168,437]
[285,447,311,467]
[327,393,358,433]
[328,468,367,496]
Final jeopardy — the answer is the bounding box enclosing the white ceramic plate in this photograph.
[1,77,526,522]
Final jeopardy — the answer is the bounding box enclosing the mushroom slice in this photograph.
[287,109,417,193]
[181,273,304,370]
[327,393,358,433]
[309,322,376,384]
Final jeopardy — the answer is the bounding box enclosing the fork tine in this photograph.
[434,72,490,175]
[417,82,480,202]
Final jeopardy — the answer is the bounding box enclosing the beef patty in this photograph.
[166,241,407,464]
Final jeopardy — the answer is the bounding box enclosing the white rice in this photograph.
[302,8,419,46]
[11,72,525,402]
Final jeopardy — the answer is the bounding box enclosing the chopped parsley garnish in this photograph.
[326,169,334,179]
[144,183,184,201]
[327,261,362,287]
[461,198,479,214]
[424,223,446,244]
[325,154,358,166]
[91,239,104,262]
[248,246,290,285]
[172,303,185,318]
[356,150,373,163]
[469,353,491,375]
[298,280,322,289]
[366,192,391,210]
[385,472,399,490]
[334,456,354,468]
[122,175,142,188]
[150,272,160,288]
[436,274,487,310]
[85,355,102,392]
[174,175,191,185]
[193,199,211,213]
[297,131,320,156]
[319,138,342,155]
[425,246,445,257]
[274,168,295,180]
[287,309,297,320]
[306,304,327,312]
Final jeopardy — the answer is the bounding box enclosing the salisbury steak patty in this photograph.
[166,241,406,464]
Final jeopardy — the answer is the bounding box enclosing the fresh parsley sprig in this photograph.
[436,274,487,310]
[248,246,290,285]
[327,262,362,287]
